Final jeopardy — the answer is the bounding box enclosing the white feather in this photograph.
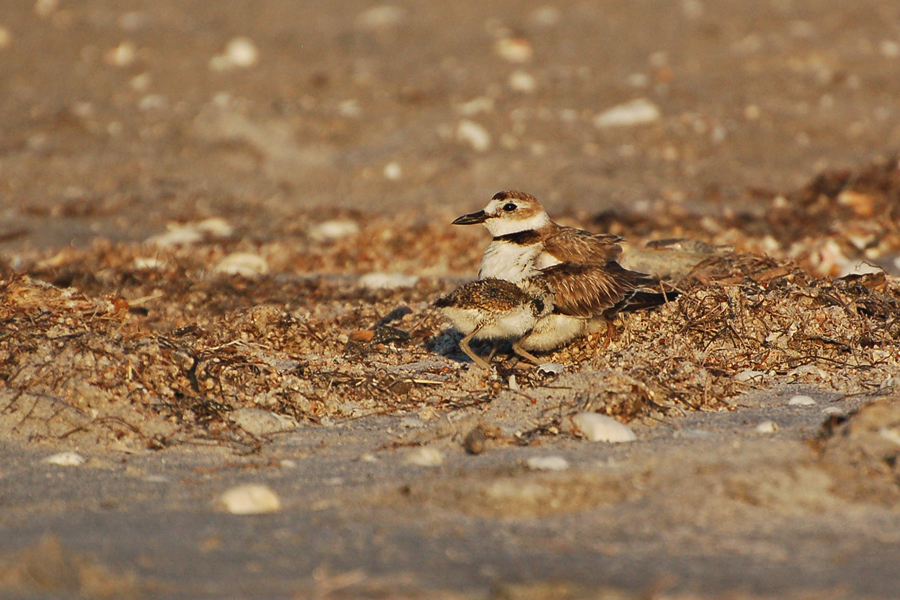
[478,241,542,283]
[517,314,587,351]
[482,210,550,237]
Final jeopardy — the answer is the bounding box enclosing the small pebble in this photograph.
[456,120,492,152]
[455,97,494,116]
[404,447,443,467]
[358,272,419,290]
[214,253,269,277]
[755,420,778,433]
[44,452,86,466]
[526,456,570,471]
[571,413,637,443]
[0,26,12,50]
[196,217,234,237]
[788,395,816,406]
[735,369,766,383]
[138,94,167,111]
[210,36,259,71]
[35,0,59,18]
[147,218,232,247]
[593,98,661,129]
[383,162,402,180]
[229,407,296,436]
[216,484,281,514]
[356,5,406,30]
[133,257,164,269]
[528,7,561,28]
[105,41,137,67]
[682,0,704,19]
[880,40,900,59]
[308,220,359,242]
[537,363,564,375]
[147,225,201,247]
[508,70,537,94]
[495,37,533,63]
[130,72,152,92]
[338,99,362,118]
[463,427,486,455]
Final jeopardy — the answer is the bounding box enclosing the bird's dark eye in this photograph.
[503,203,517,212]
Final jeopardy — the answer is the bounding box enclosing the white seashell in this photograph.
[495,37,533,63]
[571,413,637,443]
[35,0,60,18]
[508,70,537,94]
[217,484,281,514]
[880,40,900,59]
[133,257,164,269]
[105,41,137,67]
[196,218,234,238]
[138,94,167,111]
[338,99,362,118]
[455,97,495,116]
[593,98,661,129]
[682,0,705,19]
[146,224,203,247]
[404,447,443,467]
[735,369,766,383]
[841,261,884,278]
[309,220,359,242]
[358,272,418,290]
[456,120,491,152]
[528,7,561,27]
[755,420,778,433]
[214,253,269,277]
[383,162,402,180]
[226,37,258,67]
[526,456,570,471]
[537,363,564,375]
[788,395,816,406]
[356,5,406,30]
[229,407,295,435]
[44,452,86,466]
[210,37,258,71]
[878,427,900,447]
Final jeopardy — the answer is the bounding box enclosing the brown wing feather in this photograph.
[542,226,625,264]
[434,278,528,312]
[539,262,659,318]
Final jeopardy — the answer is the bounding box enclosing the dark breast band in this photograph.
[493,230,543,245]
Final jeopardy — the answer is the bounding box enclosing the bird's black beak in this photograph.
[452,210,488,225]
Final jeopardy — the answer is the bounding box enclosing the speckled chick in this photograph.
[435,278,551,368]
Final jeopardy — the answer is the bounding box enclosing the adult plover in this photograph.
[435,278,552,368]
[452,190,626,282]
[453,190,676,351]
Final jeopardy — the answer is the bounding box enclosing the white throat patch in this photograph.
[483,211,550,237]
